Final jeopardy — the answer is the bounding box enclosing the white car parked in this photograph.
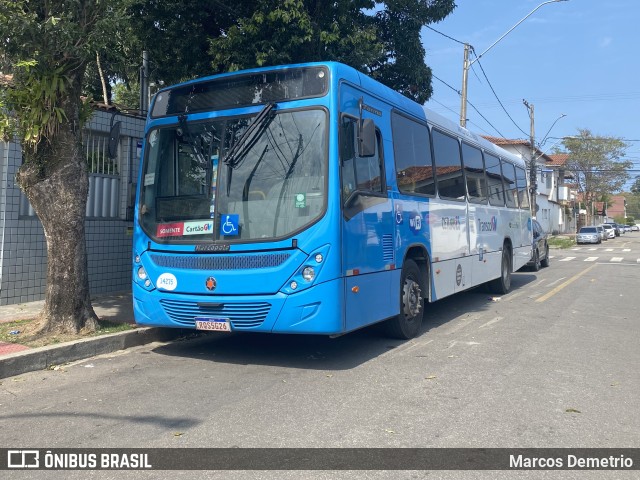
[602,224,615,239]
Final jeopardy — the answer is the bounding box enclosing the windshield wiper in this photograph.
[223,102,276,169]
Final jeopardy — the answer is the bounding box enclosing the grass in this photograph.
[0,318,134,348]
[548,235,576,249]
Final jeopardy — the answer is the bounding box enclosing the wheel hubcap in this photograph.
[402,278,422,318]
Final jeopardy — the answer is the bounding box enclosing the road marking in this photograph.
[571,247,581,251]
[559,257,575,262]
[605,248,613,252]
[448,340,480,349]
[536,264,597,303]
[584,257,598,262]
[623,249,631,252]
[479,316,504,329]
[588,248,597,251]
[546,277,567,288]
[611,257,623,262]
[381,339,434,359]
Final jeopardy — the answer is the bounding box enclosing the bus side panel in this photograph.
[469,202,503,286]
[339,84,399,332]
[426,199,468,300]
[344,270,400,332]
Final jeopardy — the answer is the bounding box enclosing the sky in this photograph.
[421,0,640,188]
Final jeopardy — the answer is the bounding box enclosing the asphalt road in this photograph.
[1,233,639,479]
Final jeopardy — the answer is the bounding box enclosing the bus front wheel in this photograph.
[385,259,424,339]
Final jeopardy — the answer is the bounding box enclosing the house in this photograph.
[606,195,627,222]
[482,137,570,233]
[0,107,144,305]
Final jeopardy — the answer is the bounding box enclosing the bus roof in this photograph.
[153,61,526,168]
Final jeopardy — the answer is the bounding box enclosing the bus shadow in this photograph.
[152,273,536,371]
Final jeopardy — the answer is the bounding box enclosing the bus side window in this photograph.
[461,142,487,203]
[485,153,505,206]
[514,165,530,210]
[502,160,518,208]
[432,129,466,201]
[340,116,383,201]
[392,112,435,196]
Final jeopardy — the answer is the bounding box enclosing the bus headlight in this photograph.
[137,266,148,280]
[302,266,315,282]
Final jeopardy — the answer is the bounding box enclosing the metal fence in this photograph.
[20,131,121,218]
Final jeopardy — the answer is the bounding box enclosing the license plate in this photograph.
[195,317,231,332]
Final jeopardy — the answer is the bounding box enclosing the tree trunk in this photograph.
[16,97,98,334]
[96,51,110,106]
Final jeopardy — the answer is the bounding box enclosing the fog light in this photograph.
[137,266,148,280]
[315,254,323,263]
[290,281,298,290]
[135,254,141,263]
[302,266,315,282]
[144,279,151,287]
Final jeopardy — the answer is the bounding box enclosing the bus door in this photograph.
[339,91,397,332]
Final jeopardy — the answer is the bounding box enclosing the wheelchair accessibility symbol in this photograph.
[220,214,239,236]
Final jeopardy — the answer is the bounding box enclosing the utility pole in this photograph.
[139,50,149,116]
[460,44,470,127]
[523,99,536,218]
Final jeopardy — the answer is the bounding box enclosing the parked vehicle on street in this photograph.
[602,224,616,239]
[131,61,534,340]
[632,225,639,232]
[527,219,550,271]
[595,225,608,242]
[577,226,602,244]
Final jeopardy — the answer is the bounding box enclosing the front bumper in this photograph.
[133,277,344,335]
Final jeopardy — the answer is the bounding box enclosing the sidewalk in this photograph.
[0,292,186,378]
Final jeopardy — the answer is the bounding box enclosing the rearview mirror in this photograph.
[358,118,376,157]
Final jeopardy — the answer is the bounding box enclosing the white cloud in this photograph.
[599,37,613,48]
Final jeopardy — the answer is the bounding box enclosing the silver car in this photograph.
[576,226,601,244]
[596,225,608,241]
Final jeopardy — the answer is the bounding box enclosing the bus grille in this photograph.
[159,299,271,329]
[150,253,291,270]
[382,234,394,262]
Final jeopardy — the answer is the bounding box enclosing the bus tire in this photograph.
[488,246,512,295]
[385,259,424,339]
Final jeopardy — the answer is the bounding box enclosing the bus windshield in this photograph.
[139,108,327,243]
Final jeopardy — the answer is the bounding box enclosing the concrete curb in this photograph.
[0,327,188,379]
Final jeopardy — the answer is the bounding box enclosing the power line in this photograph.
[431,74,506,137]
[424,25,467,46]
[470,47,529,138]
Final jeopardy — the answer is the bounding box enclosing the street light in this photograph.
[459,0,569,127]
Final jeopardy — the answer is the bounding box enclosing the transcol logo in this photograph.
[478,216,498,232]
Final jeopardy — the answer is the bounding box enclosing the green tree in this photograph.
[213,0,456,103]
[562,129,631,225]
[0,0,127,334]
[129,0,456,104]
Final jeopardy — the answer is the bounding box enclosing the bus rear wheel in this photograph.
[385,259,424,339]
[488,246,512,295]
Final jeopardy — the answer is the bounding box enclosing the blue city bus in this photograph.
[132,62,532,339]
